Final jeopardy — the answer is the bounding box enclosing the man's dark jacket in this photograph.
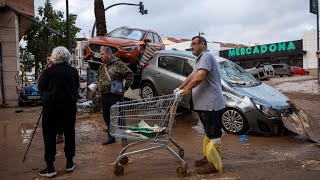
[38,62,79,112]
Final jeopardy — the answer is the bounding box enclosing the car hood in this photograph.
[24,84,38,92]
[233,83,290,109]
[89,36,143,46]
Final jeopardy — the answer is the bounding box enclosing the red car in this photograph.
[84,26,165,72]
[290,66,310,75]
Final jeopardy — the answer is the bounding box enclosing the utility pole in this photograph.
[66,0,70,51]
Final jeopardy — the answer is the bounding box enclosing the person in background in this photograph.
[45,54,64,144]
[97,46,134,147]
[38,46,79,178]
[175,36,225,174]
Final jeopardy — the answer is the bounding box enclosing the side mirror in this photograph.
[144,38,151,43]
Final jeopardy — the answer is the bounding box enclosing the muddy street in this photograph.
[0,76,320,179]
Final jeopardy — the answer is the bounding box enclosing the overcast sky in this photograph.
[34,0,316,45]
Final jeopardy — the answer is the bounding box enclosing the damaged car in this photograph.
[141,50,292,135]
[83,26,165,73]
[19,80,41,106]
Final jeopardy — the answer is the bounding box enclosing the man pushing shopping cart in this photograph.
[175,36,225,175]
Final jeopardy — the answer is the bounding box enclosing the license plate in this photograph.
[27,96,41,100]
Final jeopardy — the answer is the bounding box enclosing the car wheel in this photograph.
[305,72,309,75]
[141,82,156,99]
[289,72,293,77]
[18,101,25,107]
[222,108,249,135]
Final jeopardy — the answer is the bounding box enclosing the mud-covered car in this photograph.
[246,62,274,80]
[83,26,165,73]
[141,50,292,135]
[271,63,293,77]
[19,80,41,106]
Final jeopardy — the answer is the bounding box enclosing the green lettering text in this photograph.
[278,42,286,51]
[229,49,236,56]
[260,45,268,54]
[246,47,252,55]
[236,48,240,56]
[269,44,277,52]
[240,48,246,55]
[287,41,296,51]
[253,46,260,54]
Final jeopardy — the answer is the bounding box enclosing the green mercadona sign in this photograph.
[228,41,297,57]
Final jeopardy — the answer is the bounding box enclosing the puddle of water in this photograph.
[20,123,37,144]
[0,122,38,146]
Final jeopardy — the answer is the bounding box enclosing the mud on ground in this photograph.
[0,75,319,179]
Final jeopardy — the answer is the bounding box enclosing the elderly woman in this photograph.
[38,46,79,178]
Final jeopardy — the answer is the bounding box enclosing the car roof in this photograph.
[155,50,196,59]
[155,50,226,62]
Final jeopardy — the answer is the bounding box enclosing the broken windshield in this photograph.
[218,60,259,85]
[107,28,145,41]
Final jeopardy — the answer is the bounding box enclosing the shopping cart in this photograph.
[109,93,187,177]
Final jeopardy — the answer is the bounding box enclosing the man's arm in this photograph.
[178,73,194,89]
[183,69,208,91]
[120,63,134,89]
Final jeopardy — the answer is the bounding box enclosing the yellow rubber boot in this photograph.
[203,135,210,156]
[205,138,222,172]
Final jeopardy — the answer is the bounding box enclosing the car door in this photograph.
[180,58,195,108]
[153,33,165,50]
[156,55,184,95]
[146,32,163,51]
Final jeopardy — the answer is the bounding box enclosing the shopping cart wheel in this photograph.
[179,149,184,159]
[176,164,188,177]
[119,156,129,165]
[113,165,124,176]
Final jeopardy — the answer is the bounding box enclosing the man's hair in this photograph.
[51,46,70,64]
[192,36,207,47]
[100,46,113,55]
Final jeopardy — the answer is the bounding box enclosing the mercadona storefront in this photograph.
[219,40,303,69]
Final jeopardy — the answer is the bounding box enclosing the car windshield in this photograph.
[218,60,260,85]
[107,28,146,41]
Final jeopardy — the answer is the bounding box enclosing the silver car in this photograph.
[141,50,292,135]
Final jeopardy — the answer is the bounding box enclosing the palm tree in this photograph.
[94,0,107,36]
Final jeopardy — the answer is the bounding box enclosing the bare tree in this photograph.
[94,0,107,36]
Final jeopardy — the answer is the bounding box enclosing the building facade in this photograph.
[219,40,303,69]
[303,30,318,73]
[0,0,34,107]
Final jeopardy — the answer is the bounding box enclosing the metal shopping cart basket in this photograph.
[109,93,187,177]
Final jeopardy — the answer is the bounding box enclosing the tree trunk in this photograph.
[94,0,107,36]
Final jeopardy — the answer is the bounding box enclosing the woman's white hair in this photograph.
[51,46,70,64]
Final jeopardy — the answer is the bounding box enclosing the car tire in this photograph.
[305,72,309,75]
[221,108,249,135]
[289,72,293,77]
[18,101,25,107]
[141,82,156,99]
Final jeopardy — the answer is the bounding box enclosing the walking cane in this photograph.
[22,109,43,163]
